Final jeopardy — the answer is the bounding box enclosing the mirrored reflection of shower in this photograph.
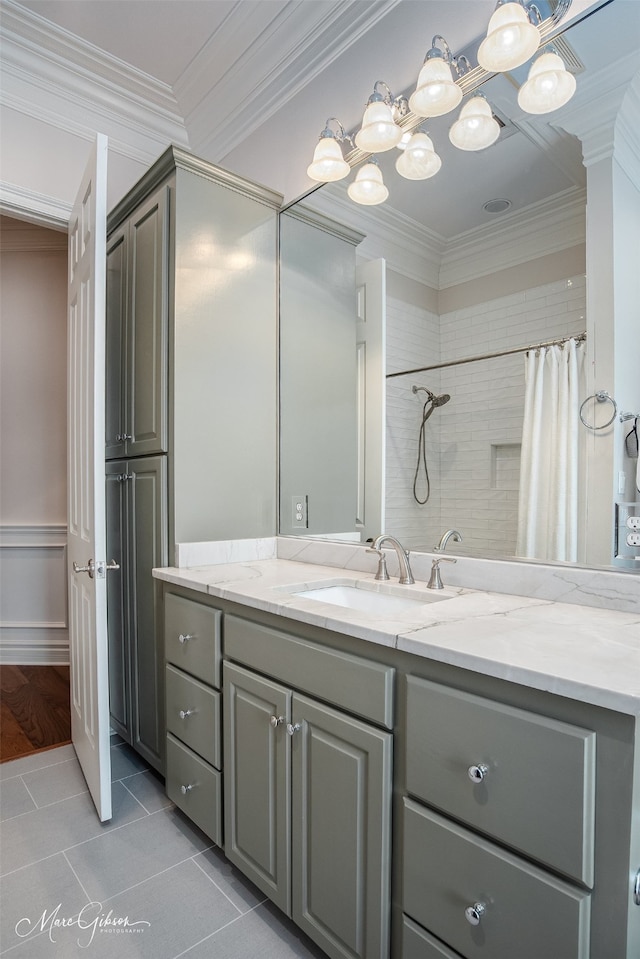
[412,385,451,504]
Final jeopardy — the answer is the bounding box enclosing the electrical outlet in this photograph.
[626,532,640,547]
[626,515,640,530]
[291,495,308,529]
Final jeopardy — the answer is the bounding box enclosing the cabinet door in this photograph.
[291,694,392,959]
[129,455,167,771]
[126,186,168,456]
[105,461,131,739]
[223,662,291,914]
[105,228,127,459]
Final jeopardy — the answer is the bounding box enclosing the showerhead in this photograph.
[412,385,451,408]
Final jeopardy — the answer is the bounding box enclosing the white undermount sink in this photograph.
[292,582,448,615]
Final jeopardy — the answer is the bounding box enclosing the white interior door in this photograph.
[67,134,112,821]
[355,258,386,542]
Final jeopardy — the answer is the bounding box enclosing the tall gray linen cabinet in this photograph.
[105,147,281,772]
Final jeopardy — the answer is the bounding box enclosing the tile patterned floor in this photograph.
[0,740,326,958]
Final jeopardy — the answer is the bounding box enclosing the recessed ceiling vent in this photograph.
[483,198,512,215]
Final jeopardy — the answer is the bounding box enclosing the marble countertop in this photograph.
[153,558,640,716]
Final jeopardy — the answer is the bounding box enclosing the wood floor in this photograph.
[0,665,71,762]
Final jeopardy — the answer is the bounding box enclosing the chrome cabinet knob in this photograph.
[286,723,301,736]
[270,715,285,727]
[180,783,195,795]
[468,763,489,784]
[178,633,194,644]
[178,708,195,720]
[464,902,486,926]
[122,433,132,441]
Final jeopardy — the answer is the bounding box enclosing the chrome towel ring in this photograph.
[579,390,618,430]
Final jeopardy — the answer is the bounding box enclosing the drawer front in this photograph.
[165,733,222,845]
[225,614,394,729]
[406,676,595,885]
[166,664,221,768]
[165,592,221,687]
[403,799,590,959]
[402,916,462,959]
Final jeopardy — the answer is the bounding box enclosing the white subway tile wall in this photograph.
[386,274,586,556]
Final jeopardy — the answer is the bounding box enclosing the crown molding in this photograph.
[0,1,189,159]
[304,184,444,288]
[439,187,586,289]
[282,203,366,246]
[181,0,403,162]
[0,180,71,229]
[0,224,67,252]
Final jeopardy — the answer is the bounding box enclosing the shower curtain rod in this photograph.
[386,332,587,379]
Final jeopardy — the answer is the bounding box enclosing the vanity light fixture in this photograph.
[355,81,408,153]
[306,118,353,183]
[347,158,389,205]
[517,46,577,113]
[395,131,442,180]
[477,1,542,73]
[409,36,471,118]
[449,93,501,151]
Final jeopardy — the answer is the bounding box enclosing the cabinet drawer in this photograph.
[166,664,221,768]
[225,614,394,729]
[406,676,595,885]
[402,916,462,959]
[165,592,221,687]
[165,733,222,845]
[403,799,590,959]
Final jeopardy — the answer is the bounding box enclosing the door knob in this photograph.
[73,559,95,578]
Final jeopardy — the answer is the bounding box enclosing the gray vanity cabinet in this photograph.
[401,676,597,959]
[164,591,223,844]
[106,456,167,771]
[223,618,393,959]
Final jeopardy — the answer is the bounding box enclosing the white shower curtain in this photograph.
[516,337,586,563]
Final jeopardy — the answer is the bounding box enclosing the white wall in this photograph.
[0,216,69,663]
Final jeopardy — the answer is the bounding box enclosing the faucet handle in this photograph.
[427,556,456,590]
[366,548,390,581]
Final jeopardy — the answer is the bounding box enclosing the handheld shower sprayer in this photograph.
[412,384,451,504]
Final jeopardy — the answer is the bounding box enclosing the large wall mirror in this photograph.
[279,0,640,572]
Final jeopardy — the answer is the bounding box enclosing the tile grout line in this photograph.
[119,778,152,815]
[190,854,248,915]
[96,846,218,906]
[0,747,78,782]
[171,897,272,958]
[62,849,93,904]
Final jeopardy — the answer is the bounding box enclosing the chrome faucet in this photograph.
[434,528,463,552]
[371,534,415,585]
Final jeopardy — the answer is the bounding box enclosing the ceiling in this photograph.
[4,0,640,237]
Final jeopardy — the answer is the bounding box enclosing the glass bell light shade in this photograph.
[409,56,463,118]
[306,136,350,182]
[449,96,501,151]
[395,132,442,180]
[517,50,577,114]
[477,2,540,73]
[347,162,389,205]
[355,99,402,152]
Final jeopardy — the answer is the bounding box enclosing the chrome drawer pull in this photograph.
[286,723,301,736]
[180,783,196,795]
[178,633,194,644]
[178,708,195,720]
[468,763,489,783]
[270,715,285,727]
[464,902,486,926]
[634,868,640,906]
